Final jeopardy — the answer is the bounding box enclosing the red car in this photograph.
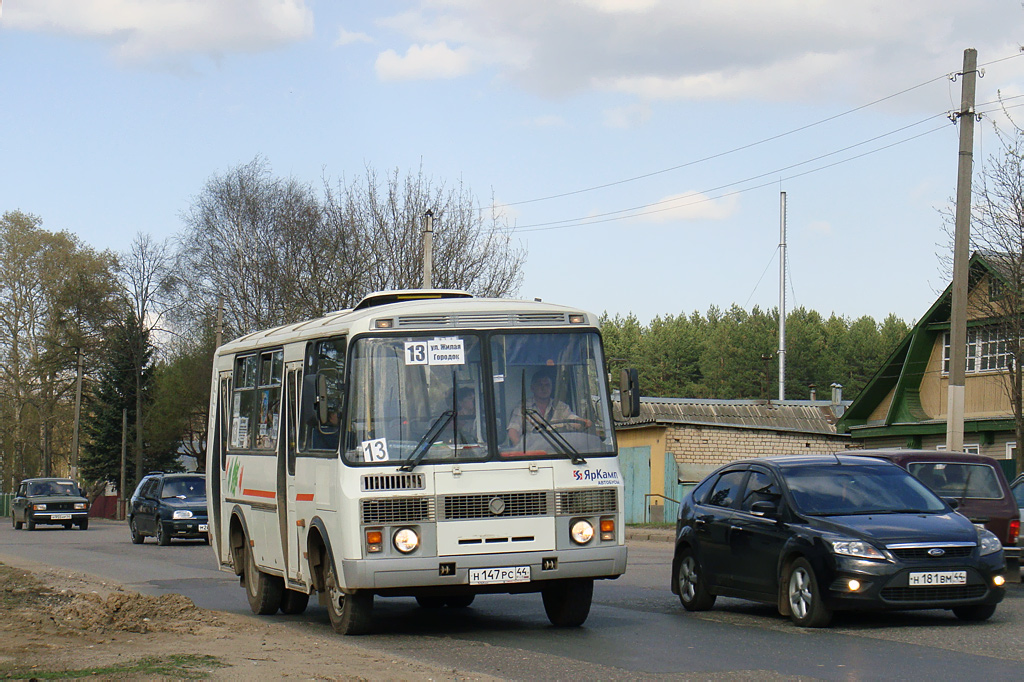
[850,450,1020,579]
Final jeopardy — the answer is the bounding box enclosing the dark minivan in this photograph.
[850,450,1020,577]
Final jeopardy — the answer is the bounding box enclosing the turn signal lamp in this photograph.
[568,314,585,324]
[600,518,615,541]
[366,530,383,554]
[374,318,394,329]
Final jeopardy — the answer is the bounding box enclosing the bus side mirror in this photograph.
[316,373,329,424]
[619,369,640,418]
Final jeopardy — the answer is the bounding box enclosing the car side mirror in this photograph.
[942,497,960,510]
[750,500,779,518]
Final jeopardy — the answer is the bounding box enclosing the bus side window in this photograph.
[300,337,346,453]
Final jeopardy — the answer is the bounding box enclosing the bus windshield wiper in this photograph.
[398,410,454,472]
[525,409,586,465]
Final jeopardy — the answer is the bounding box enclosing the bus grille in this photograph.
[361,473,425,492]
[556,488,617,515]
[394,312,576,329]
[442,492,550,520]
[362,497,434,524]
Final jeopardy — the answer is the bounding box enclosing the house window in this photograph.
[937,443,980,455]
[990,278,1005,301]
[943,327,1013,374]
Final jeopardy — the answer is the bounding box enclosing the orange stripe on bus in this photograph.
[243,488,276,499]
[296,493,314,502]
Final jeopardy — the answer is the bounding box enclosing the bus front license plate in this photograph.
[469,566,530,585]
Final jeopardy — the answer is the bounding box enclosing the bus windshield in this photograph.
[342,330,615,466]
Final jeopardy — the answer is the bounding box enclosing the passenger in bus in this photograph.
[449,387,479,445]
[507,367,591,446]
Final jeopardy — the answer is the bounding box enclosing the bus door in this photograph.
[213,371,232,561]
[280,362,304,585]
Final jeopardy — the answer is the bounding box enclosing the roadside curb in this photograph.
[626,527,674,542]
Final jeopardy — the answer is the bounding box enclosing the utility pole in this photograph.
[778,192,787,402]
[422,209,434,289]
[71,347,84,480]
[120,408,127,520]
[215,295,224,349]
[946,47,978,453]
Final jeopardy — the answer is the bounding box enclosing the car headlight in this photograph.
[393,528,419,554]
[172,510,194,520]
[32,504,46,511]
[978,528,1003,556]
[570,520,595,545]
[831,539,886,560]
[74,503,87,510]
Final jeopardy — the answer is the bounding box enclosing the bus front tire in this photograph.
[244,541,283,615]
[542,578,593,627]
[321,562,372,635]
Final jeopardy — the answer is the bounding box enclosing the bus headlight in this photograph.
[570,520,594,545]
[393,528,420,554]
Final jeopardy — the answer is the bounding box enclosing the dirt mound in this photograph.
[58,590,221,634]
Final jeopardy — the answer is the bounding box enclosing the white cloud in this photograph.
[335,25,372,47]
[375,42,476,81]
[5,0,313,60]
[603,103,651,128]
[369,1,1024,109]
[807,220,833,236]
[634,191,739,224]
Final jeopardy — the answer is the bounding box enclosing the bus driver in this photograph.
[507,367,591,446]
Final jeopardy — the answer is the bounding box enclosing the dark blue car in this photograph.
[128,472,208,546]
[672,454,1006,627]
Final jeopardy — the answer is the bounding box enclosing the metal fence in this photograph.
[0,493,12,517]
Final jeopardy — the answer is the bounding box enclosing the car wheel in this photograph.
[445,595,475,608]
[12,515,21,530]
[280,589,310,615]
[77,518,88,531]
[129,517,145,544]
[953,604,997,621]
[786,558,832,628]
[243,540,283,615]
[415,595,446,609]
[542,578,593,627]
[675,547,717,611]
[157,520,171,546]
[320,560,372,635]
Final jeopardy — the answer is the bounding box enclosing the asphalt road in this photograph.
[4,518,1024,680]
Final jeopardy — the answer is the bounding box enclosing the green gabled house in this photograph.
[838,252,1020,476]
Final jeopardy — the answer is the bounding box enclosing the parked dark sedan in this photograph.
[11,478,90,530]
[672,454,1006,627]
[128,472,208,546]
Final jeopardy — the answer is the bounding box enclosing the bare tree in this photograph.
[947,121,1024,474]
[177,157,526,338]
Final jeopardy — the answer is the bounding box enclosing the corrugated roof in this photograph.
[614,397,848,436]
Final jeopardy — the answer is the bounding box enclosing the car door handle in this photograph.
[695,515,713,527]
[730,525,744,532]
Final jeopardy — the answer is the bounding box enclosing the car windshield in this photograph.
[907,462,1003,500]
[27,481,78,496]
[785,463,947,516]
[161,478,206,499]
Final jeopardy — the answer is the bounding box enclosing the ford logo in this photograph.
[489,497,506,515]
[928,548,946,557]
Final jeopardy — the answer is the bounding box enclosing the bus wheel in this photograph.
[542,578,593,627]
[244,541,283,615]
[280,589,310,615]
[446,595,475,608]
[321,561,372,635]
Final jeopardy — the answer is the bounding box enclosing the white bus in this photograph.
[205,290,636,634]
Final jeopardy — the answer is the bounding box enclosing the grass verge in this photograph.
[0,654,226,680]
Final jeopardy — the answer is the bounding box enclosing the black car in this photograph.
[672,454,1006,627]
[11,478,90,530]
[128,472,209,546]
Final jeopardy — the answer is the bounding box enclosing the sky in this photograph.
[2,1,1024,326]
